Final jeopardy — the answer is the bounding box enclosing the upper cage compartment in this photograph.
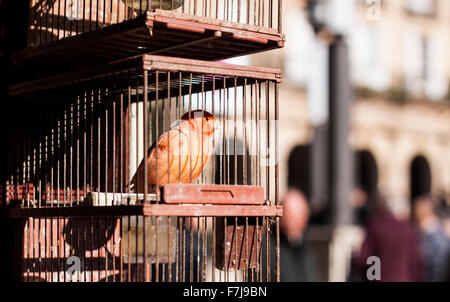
[15,1,284,75]
[5,55,281,210]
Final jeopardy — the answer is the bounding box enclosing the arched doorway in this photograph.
[354,150,379,225]
[287,145,311,199]
[355,150,378,197]
[410,155,432,202]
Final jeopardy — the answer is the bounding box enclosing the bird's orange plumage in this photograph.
[130,110,215,193]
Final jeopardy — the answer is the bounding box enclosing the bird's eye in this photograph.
[206,117,209,121]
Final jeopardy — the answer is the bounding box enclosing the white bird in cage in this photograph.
[130,110,216,193]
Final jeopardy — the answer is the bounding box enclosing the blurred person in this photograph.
[270,188,317,281]
[348,188,370,281]
[443,216,450,240]
[445,252,450,282]
[431,194,450,239]
[412,195,450,282]
[351,187,369,226]
[357,191,423,282]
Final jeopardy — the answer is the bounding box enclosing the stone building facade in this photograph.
[245,0,450,280]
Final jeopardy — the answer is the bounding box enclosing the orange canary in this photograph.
[130,110,215,193]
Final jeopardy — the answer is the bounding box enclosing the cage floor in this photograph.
[8,54,282,97]
[5,204,283,218]
[12,9,284,81]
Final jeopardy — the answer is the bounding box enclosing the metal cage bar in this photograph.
[12,1,284,76]
[4,55,281,282]
[27,0,282,48]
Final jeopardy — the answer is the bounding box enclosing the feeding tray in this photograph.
[215,217,263,271]
[4,183,282,217]
[161,183,265,204]
[122,215,177,264]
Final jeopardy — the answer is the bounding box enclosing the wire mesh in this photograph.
[4,55,281,282]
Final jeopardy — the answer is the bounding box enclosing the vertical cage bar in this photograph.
[189,216,194,281]
[155,70,160,281]
[143,70,149,282]
[127,82,132,282]
[274,81,280,281]
[278,0,282,32]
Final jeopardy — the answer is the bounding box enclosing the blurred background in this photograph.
[229,0,450,282]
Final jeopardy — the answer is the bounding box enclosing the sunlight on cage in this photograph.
[5,56,281,282]
[27,0,282,47]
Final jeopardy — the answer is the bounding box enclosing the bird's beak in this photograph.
[212,119,218,132]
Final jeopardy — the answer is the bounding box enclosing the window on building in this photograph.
[284,7,315,88]
[403,27,447,100]
[404,0,436,16]
[424,32,448,100]
[403,27,425,97]
[350,21,390,91]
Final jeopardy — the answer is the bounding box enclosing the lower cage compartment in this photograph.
[4,55,282,282]
[16,214,278,282]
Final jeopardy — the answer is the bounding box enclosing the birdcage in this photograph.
[4,55,282,282]
[15,0,284,75]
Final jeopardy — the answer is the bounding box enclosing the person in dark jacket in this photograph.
[413,195,450,282]
[270,189,317,282]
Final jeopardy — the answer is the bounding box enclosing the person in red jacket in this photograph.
[358,192,423,282]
